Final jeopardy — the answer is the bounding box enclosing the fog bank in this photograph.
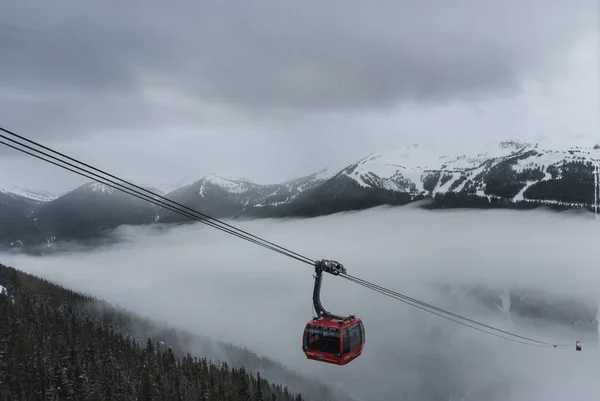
[3,206,600,400]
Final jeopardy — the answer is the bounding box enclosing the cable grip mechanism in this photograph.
[311,259,352,323]
[315,259,346,276]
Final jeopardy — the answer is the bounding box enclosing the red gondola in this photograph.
[302,260,365,366]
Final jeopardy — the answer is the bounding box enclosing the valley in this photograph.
[3,206,599,400]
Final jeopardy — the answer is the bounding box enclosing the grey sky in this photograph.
[4,207,600,399]
[0,0,598,193]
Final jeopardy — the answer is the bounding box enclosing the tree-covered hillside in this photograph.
[0,263,338,401]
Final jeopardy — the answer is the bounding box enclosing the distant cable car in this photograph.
[576,341,582,351]
[302,260,365,366]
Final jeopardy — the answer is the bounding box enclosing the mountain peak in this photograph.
[195,174,260,196]
[81,182,116,194]
[201,173,256,186]
[306,166,340,181]
[141,175,200,194]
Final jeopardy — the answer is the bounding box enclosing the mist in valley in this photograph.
[3,205,600,400]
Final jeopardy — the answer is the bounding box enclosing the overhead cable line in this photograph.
[0,125,578,349]
[0,126,314,266]
[0,139,313,265]
[341,273,571,348]
[0,134,314,266]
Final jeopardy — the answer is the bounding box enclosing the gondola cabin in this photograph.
[302,317,365,365]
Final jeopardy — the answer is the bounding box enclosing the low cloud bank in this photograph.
[3,206,600,400]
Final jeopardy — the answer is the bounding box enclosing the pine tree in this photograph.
[255,371,264,401]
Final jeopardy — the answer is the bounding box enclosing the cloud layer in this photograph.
[0,0,597,194]
[1,0,595,134]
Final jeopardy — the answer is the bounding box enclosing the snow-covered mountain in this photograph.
[157,170,334,222]
[324,140,600,201]
[250,139,600,217]
[250,167,337,208]
[1,182,160,251]
[2,139,600,250]
[0,185,59,250]
[335,143,444,194]
[427,141,599,204]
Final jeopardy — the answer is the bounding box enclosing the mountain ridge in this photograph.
[2,139,600,250]
[0,185,59,202]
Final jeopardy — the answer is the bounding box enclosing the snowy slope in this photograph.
[428,141,600,205]
[85,182,115,194]
[71,181,166,202]
[335,141,530,194]
[0,186,58,202]
[253,167,339,208]
[312,166,340,181]
[196,174,262,197]
[331,139,600,206]
[158,170,335,220]
[426,141,537,196]
[157,174,275,220]
[337,144,442,193]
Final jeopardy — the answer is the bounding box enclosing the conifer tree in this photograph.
[255,371,264,401]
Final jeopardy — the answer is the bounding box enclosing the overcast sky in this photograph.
[0,0,598,193]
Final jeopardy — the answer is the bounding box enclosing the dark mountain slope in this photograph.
[156,175,274,223]
[244,174,416,218]
[0,191,43,249]
[29,182,158,245]
[158,172,332,223]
